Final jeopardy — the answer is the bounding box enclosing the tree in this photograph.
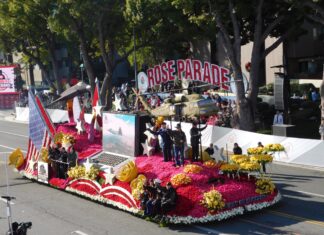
[0,0,66,92]
[302,0,324,139]
[49,0,98,95]
[172,0,304,131]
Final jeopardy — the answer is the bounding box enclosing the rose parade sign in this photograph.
[139,59,231,91]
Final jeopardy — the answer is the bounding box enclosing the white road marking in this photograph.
[193,225,230,234]
[295,190,324,199]
[71,231,89,235]
[0,198,14,205]
[0,131,28,138]
[0,144,26,153]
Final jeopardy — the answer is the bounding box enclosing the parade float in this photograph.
[8,61,282,225]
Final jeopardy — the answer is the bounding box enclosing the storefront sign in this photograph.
[0,66,16,93]
[145,59,230,91]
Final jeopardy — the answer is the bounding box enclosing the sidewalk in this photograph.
[0,108,27,123]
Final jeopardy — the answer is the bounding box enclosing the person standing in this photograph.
[147,122,173,162]
[233,143,242,155]
[68,146,78,168]
[59,147,68,179]
[170,124,186,167]
[190,122,207,162]
[273,110,284,125]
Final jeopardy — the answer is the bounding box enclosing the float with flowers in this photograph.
[7,85,282,225]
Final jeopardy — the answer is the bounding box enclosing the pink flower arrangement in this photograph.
[55,123,102,159]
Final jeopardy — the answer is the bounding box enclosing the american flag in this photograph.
[24,91,55,175]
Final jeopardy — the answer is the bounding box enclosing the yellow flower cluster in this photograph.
[230,155,249,164]
[220,163,239,173]
[8,148,24,169]
[184,164,203,174]
[247,147,264,155]
[116,161,138,182]
[200,189,225,211]
[255,177,276,194]
[203,160,218,168]
[62,134,75,144]
[130,174,147,200]
[264,144,284,152]
[54,132,64,144]
[40,147,49,163]
[239,162,261,171]
[250,154,273,164]
[68,165,99,180]
[171,173,192,186]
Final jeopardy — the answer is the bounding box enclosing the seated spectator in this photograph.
[204,143,215,157]
[161,182,177,214]
[233,143,242,155]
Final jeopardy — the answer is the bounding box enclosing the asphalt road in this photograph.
[1,118,324,235]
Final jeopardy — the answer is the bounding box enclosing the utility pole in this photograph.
[80,45,84,82]
[133,26,137,90]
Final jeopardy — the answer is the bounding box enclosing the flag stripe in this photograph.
[35,96,55,136]
[25,91,55,176]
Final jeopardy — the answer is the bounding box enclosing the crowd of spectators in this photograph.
[140,179,177,220]
[111,82,236,128]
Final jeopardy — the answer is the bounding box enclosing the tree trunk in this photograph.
[232,65,255,131]
[248,44,262,116]
[97,16,114,110]
[80,38,96,95]
[48,41,63,94]
[101,72,113,110]
[71,19,96,95]
[29,64,35,87]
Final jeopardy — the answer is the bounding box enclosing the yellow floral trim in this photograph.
[8,148,24,169]
[115,161,138,182]
[220,163,239,173]
[200,188,225,212]
[247,147,265,155]
[203,160,218,168]
[239,162,261,172]
[264,143,284,152]
[54,132,64,144]
[184,164,203,174]
[68,165,99,180]
[171,173,192,186]
[255,177,275,194]
[250,154,273,164]
[130,174,147,200]
[40,147,49,163]
[62,134,75,144]
[230,155,249,164]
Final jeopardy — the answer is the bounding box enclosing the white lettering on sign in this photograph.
[146,59,230,90]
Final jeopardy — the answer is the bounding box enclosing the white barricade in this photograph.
[16,107,324,168]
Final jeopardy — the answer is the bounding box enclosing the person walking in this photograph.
[190,122,207,162]
[170,124,186,167]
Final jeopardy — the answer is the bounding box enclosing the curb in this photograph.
[273,161,324,172]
